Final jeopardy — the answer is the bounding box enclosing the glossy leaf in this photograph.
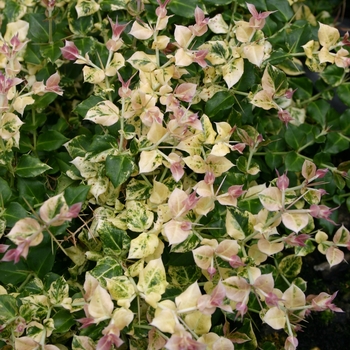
[337,83,350,107]
[90,256,124,285]
[307,100,329,126]
[53,309,77,333]
[27,236,56,279]
[324,132,349,154]
[169,0,200,18]
[16,155,51,178]
[205,91,235,117]
[97,221,130,257]
[0,294,18,323]
[106,155,136,188]
[36,131,69,151]
[0,259,29,285]
[0,177,12,205]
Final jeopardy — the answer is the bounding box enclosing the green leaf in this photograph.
[226,207,254,240]
[285,124,306,150]
[289,77,313,100]
[48,276,69,304]
[320,64,345,86]
[4,0,26,22]
[234,319,258,350]
[205,91,235,117]
[64,185,90,206]
[307,99,329,127]
[53,309,77,333]
[33,93,58,110]
[65,134,92,158]
[68,3,95,35]
[333,172,346,190]
[40,42,64,62]
[265,152,283,170]
[126,179,152,201]
[74,95,104,118]
[337,83,350,107]
[168,265,202,287]
[17,178,46,208]
[0,294,18,323]
[339,109,350,136]
[285,152,304,171]
[278,255,302,279]
[27,236,56,279]
[267,0,294,21]
[346,197,350,213]
[90,256,124,286]
[97,221,131,257]
[36,130,69,151]
[16,155,51,178]
[0,177,12,205]
[324,132,349,154]
[106,155,136,188]
[22,113,47,132]
[170,233,201,253]
[266,64,288,96]
[24,12,49,42]
[24,42,43,65]
[99,0,127,11]
[169,0,199,18]
[2,202,27,227]
[0,259,29,285]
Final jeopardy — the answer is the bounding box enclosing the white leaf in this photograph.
[282,284,305,309]
[208,14,229,34]
[259,187,282,211]
[88,285,113,322]
[258,238,284,256]
[222,58,244,88]
[263,306,286,330]
[175,282,202,311]
[139,150,162,173]
[281,212,309,233]
[129,21,153,40]
[318,23,340,48]
[243,43,265,67]
[127,51,157,72]
[326,246,344,268]
[85,100,120,126]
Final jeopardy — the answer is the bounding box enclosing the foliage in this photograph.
[0,0,350,349]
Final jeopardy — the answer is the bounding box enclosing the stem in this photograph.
[225,1,238,42]
[48,10,53,44]
[300,85,334,106]
[266,52,306,64]
[18,272,34,292]
[140,173,152,187]
[139,132,171,151]
[119,97,125,151]
[46,227,69,256]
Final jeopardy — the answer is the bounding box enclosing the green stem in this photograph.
[18,272,34,292]
[139,132,171,151]
[225,1,238,42]
[48,10,53,44]
[300,86,334,106]
[266,52,305,64]
[119,97,125,151]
